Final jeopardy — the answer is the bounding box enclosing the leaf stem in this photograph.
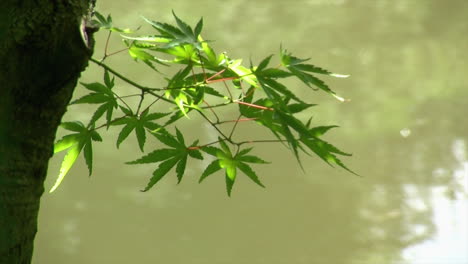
[202,99,220,123]
[187,140,220,150]
[93,115,128,130]
[119,93,142,99]
[228,114,243,139]
[136,90,145,114]
[111,91,132,112]
[233,100,274,111]
[142,96,162,114]
[195,109,232,144]
[200,101,230,110]
[222,80,233,100]
[105,47,130,58]
[216,117,257,125]
[237,138,288,145]
[102,31,112,61]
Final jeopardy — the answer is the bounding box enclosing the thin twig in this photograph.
[90,58,174,105]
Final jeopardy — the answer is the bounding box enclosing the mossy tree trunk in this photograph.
[0,1,94,263]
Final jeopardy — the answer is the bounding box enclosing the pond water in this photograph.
[34,0,468,263]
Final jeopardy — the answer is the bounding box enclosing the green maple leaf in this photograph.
[112,108,169,151]
[199,140,269,196]
[164,65,197,117]
[280,48,349,101]
[257,75,305,105]
[127,45,165,72]
[73,70,119,127]
[50,121,102,193]
[126,128,202,192]
[93,11,132,33]
[142,11,203,50]
[274,111,356,174]
[239,86,354,174]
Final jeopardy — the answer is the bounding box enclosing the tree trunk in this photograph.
[0,1,93,263]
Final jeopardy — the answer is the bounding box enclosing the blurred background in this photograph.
[33,0,467,263]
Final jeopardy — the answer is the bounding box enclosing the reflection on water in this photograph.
[403,187,468,263]
[34,0,468,263]
[403,139,467,262]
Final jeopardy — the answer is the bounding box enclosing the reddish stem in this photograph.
[235,101,274,111]
[221,118,258,123]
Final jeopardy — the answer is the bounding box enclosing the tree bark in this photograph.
[0,1,93,263]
